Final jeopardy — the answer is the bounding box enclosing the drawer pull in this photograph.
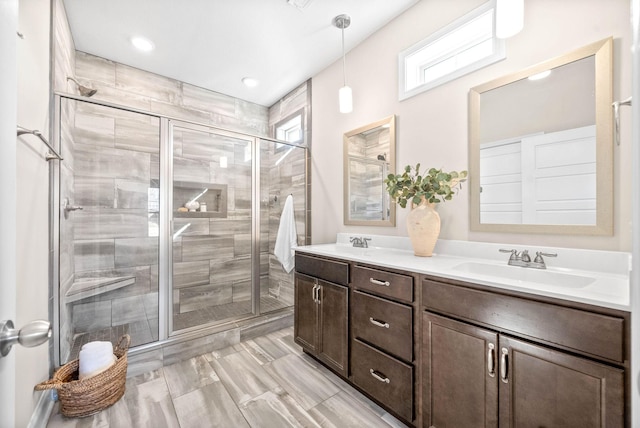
[369,369,390,383]
[487,343,495,377]
[368,317,390,329]
[500,347,509,383]
[369,278,390,287]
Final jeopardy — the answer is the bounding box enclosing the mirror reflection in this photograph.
[469,38,613,235]
[344,116,396,226]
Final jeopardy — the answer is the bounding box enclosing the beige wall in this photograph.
[311,0,632,251]
[15,0,52,425]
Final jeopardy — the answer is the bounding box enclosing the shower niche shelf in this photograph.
[173,182,228,219]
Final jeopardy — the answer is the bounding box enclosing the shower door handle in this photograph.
[63,197,83,212]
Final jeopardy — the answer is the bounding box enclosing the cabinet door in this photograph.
[318,279,349,377]
[422,312,499,428]
[499,335,624,428]
[294,273,318,353]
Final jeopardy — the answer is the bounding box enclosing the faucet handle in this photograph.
[363,238,371,248]
[534,251,557,263]
[499,249,518,260]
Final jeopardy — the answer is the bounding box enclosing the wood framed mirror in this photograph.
[469,38,613,235]
[343,115,396,226]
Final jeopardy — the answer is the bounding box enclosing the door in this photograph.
[169,122,255,333]
[293,273,318,353]
[422,312,499,428]
[499,335,624,427]
[317,279,348,376]
[0,0,18,422]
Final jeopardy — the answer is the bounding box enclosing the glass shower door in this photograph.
[170,123,255,332]
[58,98,160,363]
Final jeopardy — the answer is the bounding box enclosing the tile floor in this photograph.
[47,326,409,427]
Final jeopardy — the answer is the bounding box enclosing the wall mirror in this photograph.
[344,115,396,226]
[469,37,613,235]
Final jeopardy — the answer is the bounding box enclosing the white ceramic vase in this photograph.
[406,197,441,257]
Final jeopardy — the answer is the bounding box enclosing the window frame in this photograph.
[398,0,505,101]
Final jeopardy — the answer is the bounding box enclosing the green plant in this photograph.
[385,163,468,208]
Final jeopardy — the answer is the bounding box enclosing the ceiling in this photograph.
[62,0,420,107]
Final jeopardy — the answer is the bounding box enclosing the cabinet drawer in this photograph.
[352,265,413,303]
[351,339,413,422]
[423,279,625,363]
[295,253,349,286]
[352,291,413,362]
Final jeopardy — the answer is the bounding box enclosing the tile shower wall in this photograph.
[266,81,311,306]
[53,5,309,359]
[53,0,77,362]
[61,99,161,361]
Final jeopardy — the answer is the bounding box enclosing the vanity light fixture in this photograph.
[528,70,551,81]
[131,36,155,52]
[242,77,259,88]
[333,14,353,114]
[496,0,524,39]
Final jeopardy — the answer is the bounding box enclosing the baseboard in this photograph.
[27,390,55,428]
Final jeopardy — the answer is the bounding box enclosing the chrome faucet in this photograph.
[350,237,371,248]
[530,251,557,269]
[499,249,556,269]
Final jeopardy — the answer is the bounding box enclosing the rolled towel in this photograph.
[79,341,116,380]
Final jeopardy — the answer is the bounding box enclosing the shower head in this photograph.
[377,153,386,161]
[67,77,97,97]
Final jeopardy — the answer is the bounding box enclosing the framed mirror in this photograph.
[469,38,613,235]
[344,115,396,226]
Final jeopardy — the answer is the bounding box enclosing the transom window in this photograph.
[398,1,505,101]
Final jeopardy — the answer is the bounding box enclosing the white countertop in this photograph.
[294,234,631,311]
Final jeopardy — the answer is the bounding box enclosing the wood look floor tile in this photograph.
[263,353,341,410]
[173,382,250,428]
[163,355,219,398]
[117,375,180,427]
[239,390,321,428]
[209,350,281,405]
[308,391,395,428]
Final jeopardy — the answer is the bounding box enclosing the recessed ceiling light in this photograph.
[242,77,259,88]
[131,36,155,52]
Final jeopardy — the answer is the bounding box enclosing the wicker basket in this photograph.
[36,334,130,418]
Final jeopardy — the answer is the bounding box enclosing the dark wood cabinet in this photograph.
[500,335,624,427]
[422,279,627,428]
[294,255,349,377]
[422,312,498,428]
[294,251,629,428]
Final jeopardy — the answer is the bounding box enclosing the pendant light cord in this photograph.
[341,25,347,86]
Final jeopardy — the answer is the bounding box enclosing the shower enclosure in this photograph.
[54,95,307,365]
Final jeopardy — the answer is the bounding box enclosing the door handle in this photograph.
[368,317,390,329]
[369,369,390,383]
[487,343,495,377]
[500,347,509,383]
[0,319,51,358]
[369,278,390,287]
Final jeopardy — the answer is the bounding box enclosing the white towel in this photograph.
[79,341,116,380]
[274,194,298,273]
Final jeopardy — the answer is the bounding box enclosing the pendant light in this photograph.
[333,14,353,114]
[496,0,524,39]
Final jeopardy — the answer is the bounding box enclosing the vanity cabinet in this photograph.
[422,277,627,428]
[294,254,349,377]
[350,265,416,423]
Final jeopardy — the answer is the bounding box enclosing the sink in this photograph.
[452,262,595,288]
[330,245,372,256]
